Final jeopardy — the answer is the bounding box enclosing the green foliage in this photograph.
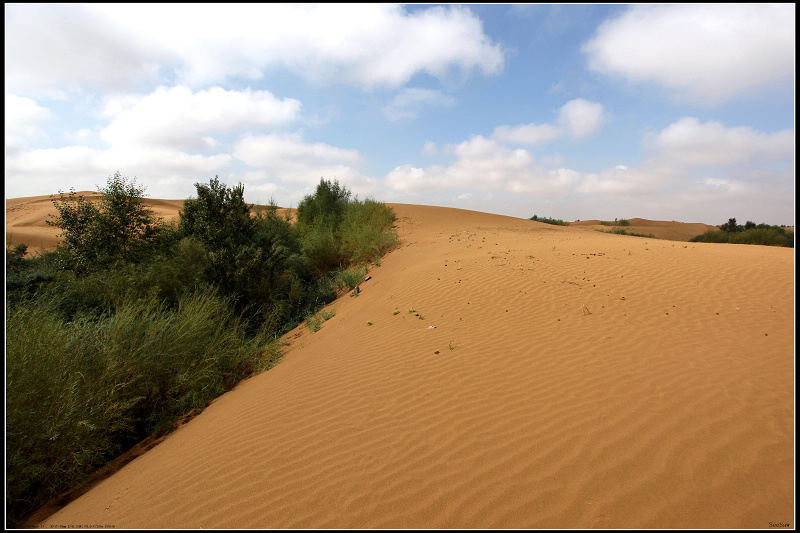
[6,174,399,526]
[690,219,793,247]
[598,219,630,227]
[178,177,254,250]
[529,215,569,226]
[46,172,169,273]
[338,199,399,265]
[178,178,303,328]
[295,179,398,280]
[295,178,352,235]
[304,308,336,332]
[719,217,741,233]
[597,228,657,238]
[6,289,280,526]
[730,228,790,247]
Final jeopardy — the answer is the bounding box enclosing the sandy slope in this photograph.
[11,199,795,529]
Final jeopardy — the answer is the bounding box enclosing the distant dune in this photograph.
[8,196,794,528]
[570,218,720,241]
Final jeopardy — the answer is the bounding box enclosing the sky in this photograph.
[4,3,795,225]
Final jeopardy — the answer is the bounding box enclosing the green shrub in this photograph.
[6,289,279,526]
[296,181,398,278]
[689,230,730,243]
[730,228,788,247]
[597,228,656,238]
[295,178,351,236]
[46,172,170,273]
[338,199,399,265]
[690,223,793,247]
[598,219,630,227]
[529,215,569,226]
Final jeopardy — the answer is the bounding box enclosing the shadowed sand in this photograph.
[8,197,794,528]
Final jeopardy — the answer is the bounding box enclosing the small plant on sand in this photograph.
[581,304,591,316]
[449,340,454,351]
[306,308,335,332]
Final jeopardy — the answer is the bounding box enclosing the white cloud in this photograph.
[574,117,794,222]
[234,133,360,167]
[232,133,367,189]
[383,88,456,121]
[492,123,562,145]
[100,86,301,151]
[582,4,795,105]
[646,117,794,167]
[6,4,505,93]
[540,153,565,167]
[4,143,234,199]
[491,99,606,146]
[383,116,793,225]
[5,94,51,153]
[386,135,579,196]
[422,141,438,155]
[557,98,606,138]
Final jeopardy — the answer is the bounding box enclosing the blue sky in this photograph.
[5,4,795,225]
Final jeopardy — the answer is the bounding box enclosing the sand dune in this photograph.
[8,197,794,528]
[569,218,719,242]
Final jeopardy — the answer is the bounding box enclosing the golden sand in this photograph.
[8,196,794,528]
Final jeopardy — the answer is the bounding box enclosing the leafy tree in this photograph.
[47,172,166,272]
[295,178,352,235]
[178,176,254,250]
[719,218,741,233]
[178,177,303,327]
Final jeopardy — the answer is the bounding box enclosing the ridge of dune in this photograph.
[10,200,795,528]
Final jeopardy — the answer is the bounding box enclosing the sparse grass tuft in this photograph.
[305,308,336,332]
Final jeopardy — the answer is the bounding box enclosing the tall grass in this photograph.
[337,198,399,265]
[6,289,281,526]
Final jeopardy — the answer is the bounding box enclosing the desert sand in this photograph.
[7,196,795,529]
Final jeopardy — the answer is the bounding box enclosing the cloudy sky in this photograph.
[5,4,795,225]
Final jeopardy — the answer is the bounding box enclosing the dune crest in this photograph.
[9,198,794,529]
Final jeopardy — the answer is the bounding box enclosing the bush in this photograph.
[690,220,793,247]
[6,289,280,526]
[296,180,398,279]
[178,178,303,326]
[338,199,399,265]
[598,219,630,227]
[295,178,351,236]
[730,228,788,247]
[46,172,170,273]
[689,230,731,243]
[529,215,569,226]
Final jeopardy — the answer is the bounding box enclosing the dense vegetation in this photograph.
[529,215,569,226]
[689,218,793,247]
[596,227,657,239]
[6,174,399,527]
